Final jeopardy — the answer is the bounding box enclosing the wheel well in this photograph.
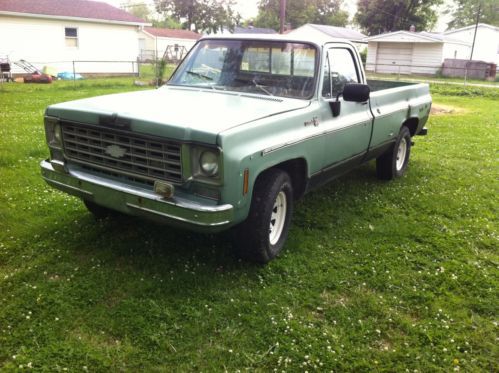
[402,117,419,136]
[273,158,308,200]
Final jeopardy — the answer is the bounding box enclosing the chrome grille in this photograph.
[61,123,182,184]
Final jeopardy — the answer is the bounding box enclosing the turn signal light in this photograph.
[154,181,174,198]
[243,169,249,196]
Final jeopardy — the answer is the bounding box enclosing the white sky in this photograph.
[101,0,453,32]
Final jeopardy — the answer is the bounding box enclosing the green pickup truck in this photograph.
[41,34,431,263]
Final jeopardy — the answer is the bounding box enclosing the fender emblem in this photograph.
[105,144,127,158]
[304,117,319,127]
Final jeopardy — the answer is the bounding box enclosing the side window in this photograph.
[322,48,359,98]
[65,27,78,48]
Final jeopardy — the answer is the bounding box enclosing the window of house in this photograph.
[65,27,78,47]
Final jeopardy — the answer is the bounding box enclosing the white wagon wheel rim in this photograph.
[396,138,408,171]
[269,191,287,245]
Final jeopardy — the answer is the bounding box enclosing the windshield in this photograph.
[168,39,318,99]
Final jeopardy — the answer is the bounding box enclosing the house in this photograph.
[217,26,277,35]
[232,26,277,34]
[139,27,201,62]
[0,0,149,76]
[444,23,499,64]
[363,30,471,75]
[286,24,366,43]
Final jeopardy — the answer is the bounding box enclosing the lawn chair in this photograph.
[0,55,12,82]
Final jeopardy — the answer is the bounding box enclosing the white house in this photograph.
[286,24,366,43]
[364,30,471,75]
[139,27,201,61]
[0,0,150,76]
[444,23,499,64]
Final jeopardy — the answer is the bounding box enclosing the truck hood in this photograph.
[46,86,311,144]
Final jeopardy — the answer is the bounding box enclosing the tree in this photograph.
[254,0,349,31]
[152,16,182,29]
[355,0,442,36]
[446,0,499,29]
[154,0,240,33]
[122,1,152,21]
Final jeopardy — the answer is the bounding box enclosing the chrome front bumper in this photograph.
[40,160,234,232]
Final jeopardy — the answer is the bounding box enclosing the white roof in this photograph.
[363,30,470,46]
[445,23,499,35]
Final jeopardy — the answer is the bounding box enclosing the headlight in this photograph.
[44,116,62,149]
[199,150,219,176]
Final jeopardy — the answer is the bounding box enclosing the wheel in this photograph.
[236,169,294,263]
[83,199,114,219]
[376,126,412,180]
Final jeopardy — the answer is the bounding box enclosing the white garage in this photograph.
[365,30,470,76]
[375,43,413,74]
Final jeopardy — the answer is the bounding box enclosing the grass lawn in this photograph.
[365,72,499,87]
[0,79,497,371]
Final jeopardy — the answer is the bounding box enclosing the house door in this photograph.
[138,38,146,59]
[375,43,413,74]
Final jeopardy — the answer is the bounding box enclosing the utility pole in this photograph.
[279,0,286,34]
[469,2,481,60]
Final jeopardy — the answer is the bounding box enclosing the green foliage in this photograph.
[430,83,499,98]
[254,0,348,31]
[359,48,367,64]
[355,0,442,35]
[152,15,182,29]
[121,0,152,21]
[154,0,240,33]
[446,0,499,29]
[0,80,498,371]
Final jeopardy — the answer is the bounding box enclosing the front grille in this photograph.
[61,123,182,184]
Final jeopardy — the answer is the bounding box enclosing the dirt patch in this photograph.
[431,104,468,115]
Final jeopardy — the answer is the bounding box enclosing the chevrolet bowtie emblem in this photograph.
[105,144,127,158]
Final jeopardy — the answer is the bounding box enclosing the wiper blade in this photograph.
[186,70,213,81]
[252,79,273,96]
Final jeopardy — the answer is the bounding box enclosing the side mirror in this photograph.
[343,83,370,102]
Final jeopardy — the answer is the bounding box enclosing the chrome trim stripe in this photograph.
[262,121,371,156]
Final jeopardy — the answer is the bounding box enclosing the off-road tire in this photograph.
[376,126,412,180]
[236,169,294,264]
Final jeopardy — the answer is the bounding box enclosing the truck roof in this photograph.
[200,33,355,49]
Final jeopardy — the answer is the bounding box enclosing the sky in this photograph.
[101,0,453,32]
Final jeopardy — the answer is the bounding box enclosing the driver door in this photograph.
[319,46,373,175]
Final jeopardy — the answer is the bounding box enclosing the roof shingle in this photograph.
[0,0,147,24]
[144,27,201,40]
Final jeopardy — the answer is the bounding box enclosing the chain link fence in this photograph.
[3,58,498,89]
[0,59,179,85]
[364,61,498,87]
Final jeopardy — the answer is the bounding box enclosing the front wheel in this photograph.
[376,126,412,180]
[236,169,294,264]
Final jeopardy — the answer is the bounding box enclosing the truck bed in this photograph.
[367,79,420,92]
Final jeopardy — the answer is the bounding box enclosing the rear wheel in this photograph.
[236,169,294,264]
[376,126,412,180]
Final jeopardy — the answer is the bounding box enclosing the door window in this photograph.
[322,48,359,98]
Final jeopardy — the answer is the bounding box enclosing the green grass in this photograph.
[366,72,499,87]
[1,80,498,371]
